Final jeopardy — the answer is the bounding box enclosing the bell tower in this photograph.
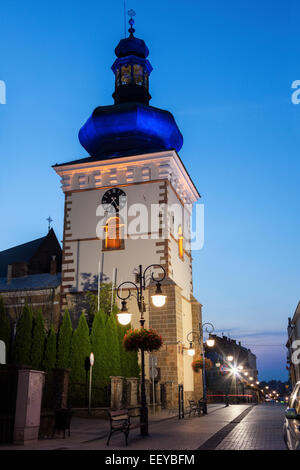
[53,15,203,407]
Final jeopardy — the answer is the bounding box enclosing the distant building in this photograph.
[205,334,260,402]
[286,302,300,387]
[0,229,62,330]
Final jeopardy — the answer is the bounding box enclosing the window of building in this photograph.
[103,217,124,251]
[133,64,143,85]
[178,225,184,260]
[121,65,132,85]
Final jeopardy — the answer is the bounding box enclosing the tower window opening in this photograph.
[121,65,132,84]
[103,216,124,251]
[133,64,143,85]
[178,225,184,260]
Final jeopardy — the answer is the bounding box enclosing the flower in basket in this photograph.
[123,327,163,352]
[191,358,213,373]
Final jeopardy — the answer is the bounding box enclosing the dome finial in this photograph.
[128,9,136,37]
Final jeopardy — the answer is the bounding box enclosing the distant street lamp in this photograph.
[187,322,215,414]
[227,355,234,362]
[116,264,166,437]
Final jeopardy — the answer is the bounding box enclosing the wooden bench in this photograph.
[106,408,140,446]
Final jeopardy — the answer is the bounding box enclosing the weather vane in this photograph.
[47,216,53,232]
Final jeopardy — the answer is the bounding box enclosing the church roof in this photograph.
[0,273,61,292]
[0,236,46,277]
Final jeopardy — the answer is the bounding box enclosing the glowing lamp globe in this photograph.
[117,300,132,326]
[151,282,166,308]
[117,312,132,326]
[187,343,195,357]
[151,294,166,308]
[227,355,233,362]
[206,338,215,347]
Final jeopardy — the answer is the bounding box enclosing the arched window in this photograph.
[103,217,124,251]
[133,64,143,85]
[121,65,132,85]
[178,225,184,260]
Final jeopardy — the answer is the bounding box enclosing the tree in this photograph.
[13,304,33,366]
[105,309,121,377]
[56,309,73,369]
[69,313,91,406]
[118,323,139,378]
[90,309,109,387]
[0,296,11,361]
[31,308,46,370]
[43,325,57,372]
[87,283,115,324]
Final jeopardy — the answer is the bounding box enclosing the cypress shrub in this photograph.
[0,296,11,361]
[43,325,57,408]
[69,313,91,406]
[31,308,46,370]
[118,323,139,378]
[90,309,110,405]
[43,325,57,372]
[56,309,73,369]
[13,304,33,366]
[105,311,121,377]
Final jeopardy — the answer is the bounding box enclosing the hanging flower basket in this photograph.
[191,358,213,373]
[123,327,163,352]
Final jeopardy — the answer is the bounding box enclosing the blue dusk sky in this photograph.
[0,0,299,381]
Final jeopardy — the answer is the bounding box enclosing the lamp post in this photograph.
[187,322,215,414]
[116,264,166,437]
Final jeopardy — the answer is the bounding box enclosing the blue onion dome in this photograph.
[79,102,183,158]
[78,14,183,158]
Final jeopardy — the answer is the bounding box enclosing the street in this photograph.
[0,403,287,451]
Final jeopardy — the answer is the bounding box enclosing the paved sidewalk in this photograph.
[216,403,286,450]
[0,404,251,450]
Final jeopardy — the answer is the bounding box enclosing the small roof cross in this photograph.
[47,216,53,232]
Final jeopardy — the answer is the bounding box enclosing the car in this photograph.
[283,381,300,450]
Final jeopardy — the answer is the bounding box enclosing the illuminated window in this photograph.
[121,65,131,85]
[103,217,124,251]
[133,65,143,85]
[178,225,184,260]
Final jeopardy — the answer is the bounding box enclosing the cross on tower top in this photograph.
[46,216,53,232]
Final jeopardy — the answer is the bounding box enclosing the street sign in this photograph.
[90,352,94,367]
[89,352,94,414]
[150,366,158,379]
[149,356,158,367]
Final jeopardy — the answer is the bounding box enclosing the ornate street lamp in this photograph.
[186,322,215,414]
[116,264,166,437]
